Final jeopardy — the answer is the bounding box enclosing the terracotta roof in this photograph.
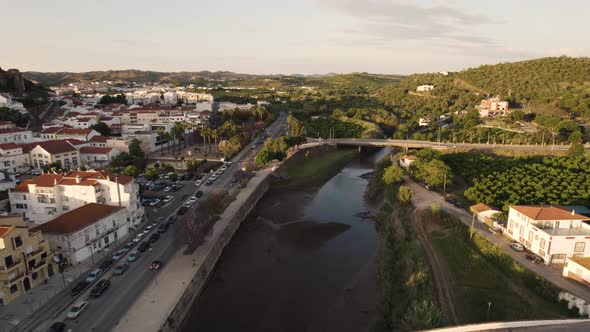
[59,128,94,136]
[14,180,32,192]
[40,127,64,134]
[33,204,125,235]
[0,225,15,238]
[570,257,590,271]
[79,146,113,154]
[29,140,77,154]
[199,110,211,116]
[0,143,20,150]
[65,170,133,185]
[76,117,92,122]
[89,136,109,143]
[400,155,416,160]
[0,128,30,134]
[511,205,590,221]
[470,203,499,213]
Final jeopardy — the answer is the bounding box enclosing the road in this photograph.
[323,138,590,152]
[406,178,590,304]
[43,112,288,331]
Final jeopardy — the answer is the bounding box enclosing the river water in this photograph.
[180,148,388,332]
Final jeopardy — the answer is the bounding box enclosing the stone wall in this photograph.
[161,174,271,331]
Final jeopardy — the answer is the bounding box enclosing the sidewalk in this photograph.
[113,168,272,332]
[0,247,114,331]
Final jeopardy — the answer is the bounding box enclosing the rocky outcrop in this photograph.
[0,67,25,96]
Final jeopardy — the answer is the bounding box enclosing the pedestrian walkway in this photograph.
[113,168,272,332]
[0,247,114,331]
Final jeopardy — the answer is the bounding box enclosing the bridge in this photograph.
[317,138,590,152]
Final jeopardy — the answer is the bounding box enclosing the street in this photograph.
[42,112,288,331]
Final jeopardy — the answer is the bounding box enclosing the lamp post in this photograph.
[487,301,492,321]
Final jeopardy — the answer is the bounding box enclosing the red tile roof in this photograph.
[0,128,30,134]
[89,136,109,143]
[59,128,94,136]
[0,225,15,238]
[470,203,499,213]
[0,143,21,150]
[27,140,77,154]
[79,147,113,154]
[511,205,590,221]
[40,127,63,134]
[33,203,125,235]
[14,180,32,192]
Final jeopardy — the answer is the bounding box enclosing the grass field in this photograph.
[425,211,576,323]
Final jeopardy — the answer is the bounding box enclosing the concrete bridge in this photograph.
[317,138,590,152]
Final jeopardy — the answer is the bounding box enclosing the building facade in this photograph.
[34,204,128,265]
[0,216,55,305]
[506,205,590,264]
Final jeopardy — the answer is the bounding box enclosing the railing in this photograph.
[0,259,22,272]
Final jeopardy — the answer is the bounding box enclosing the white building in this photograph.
[24,140,81,170]
[79,146,120,168]
[0,128,33,144]
[398,155,416,170]
[418,117,431,127]
[506,205,590,264]
[416,85,434,92]
[0,143,30,174]
[9,170,144,225]
[563,257,590,288]
[477,96,510,117]
[33,203,129,265]
[163,92,178,104]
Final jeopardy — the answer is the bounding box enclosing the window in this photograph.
[574,242,585,253]
[540,238,546,249]
[9,285,18,294]
[528,231,533,242]
[112,220,116,228]
[22,195,26,200]
[574,254,584,258]
[64,197,69,202]
[519,226,524,236]
[104,236,109,244]
[96,228,100,236]
[31,272,38,280]
[92,243,97,249]
[535,235,538,241]
[538,249,545,257]
[555,221,560,228]
[13,236,23,249]
[508,220,513,229]
[15,203,27,209]
[85,234,90,242]
[62,206,69,211]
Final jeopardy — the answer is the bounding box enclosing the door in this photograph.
[23,277,31,292]
[47,263,54,277]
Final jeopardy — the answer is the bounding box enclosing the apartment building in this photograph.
[79,146,120,168]
[477,96,510,117]
[34,203,128,265]
[0,216,54,305]
[0,128,33,144]
[9,170,144,225]
[23,140,81,170]
[0,143,30,174]
[506,205,590,264]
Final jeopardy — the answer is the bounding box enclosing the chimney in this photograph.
[572,210,576,216]
[76,175,81,184]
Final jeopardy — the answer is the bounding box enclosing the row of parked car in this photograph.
[198,162,231,187]
[63,216,174,324]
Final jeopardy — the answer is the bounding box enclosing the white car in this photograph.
[149,199,161,207]
[184,201,193,208]
[220,166,227,172]
[84,269,103,283]
[112,249,127,260]
[163,186,172,192]
[133,234,144,243]
[189,196,198,203]
[194,180,202,186]
[163,196,173,203]
[210,175,217,181]
[67,301,88,319]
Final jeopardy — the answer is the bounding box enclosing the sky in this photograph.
[3,0,589,75]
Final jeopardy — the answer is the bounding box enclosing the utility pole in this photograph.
[470,213,476,240]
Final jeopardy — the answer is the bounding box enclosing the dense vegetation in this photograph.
[444,153,590,210]
[0,107,29,127]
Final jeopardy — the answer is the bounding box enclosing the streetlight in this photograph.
[487,301,492,321]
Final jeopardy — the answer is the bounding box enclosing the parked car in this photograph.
[66,301,88,319]
[195,190,203,198]
[195,180,203,186]
[70,281,89,296]
[525,253,544,264]
[133,234,144,243]
[150,260,163,270]
[112,249,127,260]
[48,322,66,332]
[158,223,169,233]
[123,242,134,251]
[510,242,525,252]
[205,180,212,186]
[90,279,111,297]
[444,197,457,204]
[189,196,198,204]
[163,195,174,203]
[177,206,188,215]
[487,227,500,236]
[127,250,140,262]
[453,201,464,209]
[149,199,161,207]
[168,215,177,224]
[113,262,129,275]
[99,259,114,270]
[138,242,151,252]
[148,233,160,243]
[85,269,104,283]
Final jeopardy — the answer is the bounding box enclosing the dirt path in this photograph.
[411,207,459,325]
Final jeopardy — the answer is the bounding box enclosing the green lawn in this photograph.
[427,214,575,323]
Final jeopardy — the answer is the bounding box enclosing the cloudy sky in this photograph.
[4,0,588,74]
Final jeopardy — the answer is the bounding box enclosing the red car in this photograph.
[150,260,163,270]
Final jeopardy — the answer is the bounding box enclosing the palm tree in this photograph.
[156,128,166,156]
[200,127,208,156]
[211,128,219,155]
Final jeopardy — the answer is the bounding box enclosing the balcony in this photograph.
[27,247,46,260]
[0,259,22,272]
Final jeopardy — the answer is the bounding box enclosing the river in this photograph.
[180,148,389,332]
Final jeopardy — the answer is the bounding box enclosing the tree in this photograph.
[568,142,586,157]
[508,110,525,122]
[144,168,158,181]
[98,94,127,105]
[382,165,405,185]
[398,185,414,204]
[123,165,139,177]
[414,159,453,188]
[129,139,145,159]
[255,149,274,166]
[89,122,112,136]
[169,172,179,182]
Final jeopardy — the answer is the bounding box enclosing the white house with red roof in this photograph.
[39,127,100,142]
[0,143,30,174]
[0,128,33,144]
[79,146,120,167]
[23,140,80,170]
[506,205,590,264]
[9,170,144,225]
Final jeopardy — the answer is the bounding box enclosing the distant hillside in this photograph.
[23,70,404,89]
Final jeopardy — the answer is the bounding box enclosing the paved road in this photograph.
[42,113,288,331]
[406,178,590,304]
[324,138,590,152]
